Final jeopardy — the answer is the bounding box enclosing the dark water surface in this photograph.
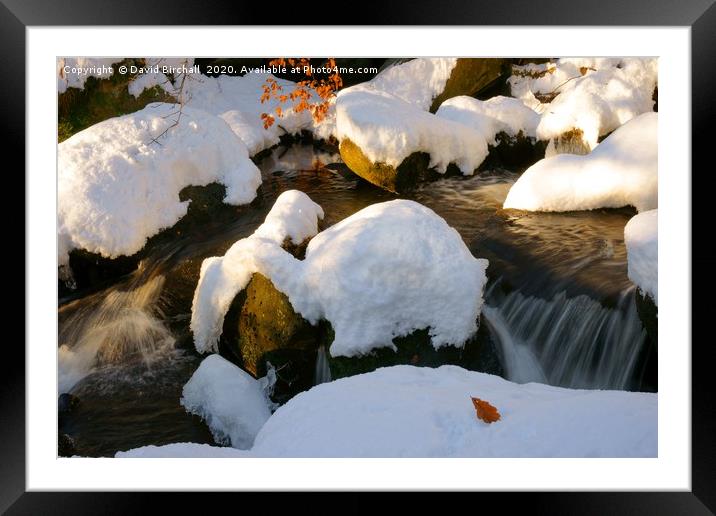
[58,143,652,457]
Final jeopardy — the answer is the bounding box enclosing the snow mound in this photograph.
[184,72,335,155]
[503,112,657,213]
[436,95,540,144]
[625,210,658,305]
[191,190,324,353]
[116,442,248,458]
[192,196,489,358]
[250,365,657,457]
[58,103,262,266]
[370,58,458,110]
[509,58,657,150]
[336,87,489,174]
[180,354,272,449]
[282,200,489,357]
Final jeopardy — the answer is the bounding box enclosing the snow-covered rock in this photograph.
[180,354,272,449]
[192,196,489,359]
[282,200,489,357]
[503,112,657,213]
[436,95,540,144]
[58,103,262,267]
[625,210,658,305]
[336,88,489,191]
[509,58,658,151]
[191,190,324,353]
[370,58,458,110]
[335,58,510,192]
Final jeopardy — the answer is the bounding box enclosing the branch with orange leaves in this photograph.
[260,58,343,130]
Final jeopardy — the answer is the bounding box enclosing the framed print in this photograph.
[10,0,716,512]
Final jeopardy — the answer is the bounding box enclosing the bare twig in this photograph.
[147,58,199,145]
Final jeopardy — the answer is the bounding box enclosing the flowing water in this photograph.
[58,143,655,456]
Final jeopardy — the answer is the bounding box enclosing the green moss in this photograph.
[58,58,176,142]
[429,58,507,112]
[237,273,317,376]
[339,137,431,193]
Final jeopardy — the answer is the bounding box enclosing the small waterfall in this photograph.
[59,275,175,393]
[483,286,646,391]
[314,346,332,385]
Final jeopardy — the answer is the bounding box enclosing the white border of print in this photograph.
[27,26,689,491]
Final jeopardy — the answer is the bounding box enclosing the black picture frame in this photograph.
[8,0,715,512]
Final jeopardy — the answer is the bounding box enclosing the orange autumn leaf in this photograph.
[471,397,501,424]
[260,112,274,129]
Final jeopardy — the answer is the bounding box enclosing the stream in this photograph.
[58,143,655,457]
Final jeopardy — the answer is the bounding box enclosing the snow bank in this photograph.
[625,210,658,305]
[58,103,262,266]
[181,354,272,449]
[250,365,657,457]
[190,190,324,353]
[509,58,657,150]
[436,95,540,144]
[192,196,489,358]
[117,365,655,458]
[336,87,489,174]
[116,442,248,458]
[184,72,335,155]
[369,58,458,110]
[503,112,657,213]
[57,58,121,93]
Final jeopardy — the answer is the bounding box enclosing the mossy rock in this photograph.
[339,137,433,193]
[237,273,318,375]
[429,58,508,112]
[58,58,176,142]
[325,315,503,380]
[233,273,320,404]
[545,128,592,157]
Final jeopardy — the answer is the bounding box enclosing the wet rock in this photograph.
[325,316,501,380]
[487,131,548,168]
[58,433,76,457]
[63,249,139,295]
[429,58,508,112]
[544,128,592,157]
[338,138,435,193]
[635,290,658,344]
[256,348,318,406]
[58,393,81,414]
